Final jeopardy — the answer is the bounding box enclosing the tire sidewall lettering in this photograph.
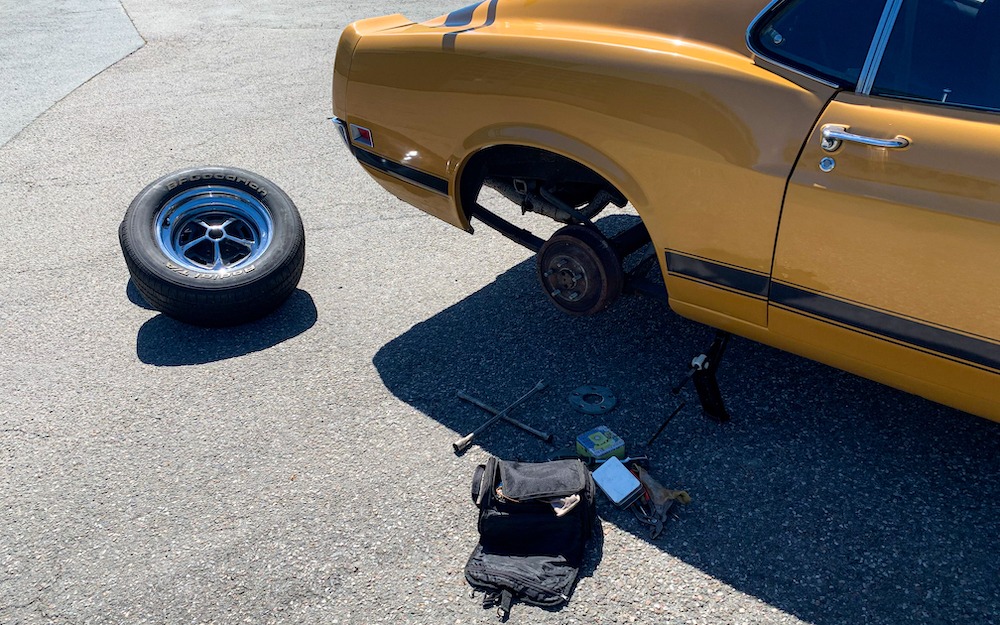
[165,173,269,198]
[165,262,257,280]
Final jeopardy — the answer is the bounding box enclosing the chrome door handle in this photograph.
[820,124,910,152]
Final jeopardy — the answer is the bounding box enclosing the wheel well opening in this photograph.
[458,145,665,307]
[459,145,628,227]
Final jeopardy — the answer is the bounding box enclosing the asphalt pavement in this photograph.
[1,2,998,624]
[0,0,144,146]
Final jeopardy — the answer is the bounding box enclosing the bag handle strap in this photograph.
[496,589,513,621]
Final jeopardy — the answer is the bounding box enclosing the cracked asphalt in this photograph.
[1,2,998,625]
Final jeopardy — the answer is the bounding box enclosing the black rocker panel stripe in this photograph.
[664,251,999,371]
[771,282,1000,371]
[665,251,770,298]
[355,148,449,195]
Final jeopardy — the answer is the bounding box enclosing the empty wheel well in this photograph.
[458,145,663,305]
[458,145,628,225]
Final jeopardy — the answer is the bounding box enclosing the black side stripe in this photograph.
[354,148,449,195]
[443,29,474,51]
[771,282,1000,372]
[441,0,499,50]
[444,2,484,26]
[484,0,499,25]
[666,251,769,298]
[664,251,1000,371]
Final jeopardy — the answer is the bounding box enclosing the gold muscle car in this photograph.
[333,0,1000,422]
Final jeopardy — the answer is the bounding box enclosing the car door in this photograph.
[768,0,1000,418]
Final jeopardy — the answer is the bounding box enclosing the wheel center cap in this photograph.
[207,227,225,241]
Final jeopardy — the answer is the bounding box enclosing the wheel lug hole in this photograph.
[556,268,579,288]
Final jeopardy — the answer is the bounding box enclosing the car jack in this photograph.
[672,331,731,422]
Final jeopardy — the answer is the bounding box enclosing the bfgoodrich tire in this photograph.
[119,166,305,327]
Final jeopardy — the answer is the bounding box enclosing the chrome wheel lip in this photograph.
[154,185,273,272]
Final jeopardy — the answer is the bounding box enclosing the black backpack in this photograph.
[465,456,596,620]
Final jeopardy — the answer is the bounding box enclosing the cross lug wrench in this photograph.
[452,381,549,453]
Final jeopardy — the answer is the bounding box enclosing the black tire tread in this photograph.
[123,228,305,326]
[118,167,305,327]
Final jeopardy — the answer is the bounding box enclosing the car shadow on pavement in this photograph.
[134,287,317,366]
[373,248,1000,625]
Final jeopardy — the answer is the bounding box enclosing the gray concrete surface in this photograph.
[0,0,144,146]
[1,2,998,625]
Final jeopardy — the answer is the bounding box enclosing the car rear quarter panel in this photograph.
[343,10,831,326]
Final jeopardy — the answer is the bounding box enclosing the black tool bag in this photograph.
[465,457,596,620]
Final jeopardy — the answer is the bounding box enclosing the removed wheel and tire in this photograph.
[119,166,305,327]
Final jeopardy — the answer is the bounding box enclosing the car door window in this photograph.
[750,0,887,87]
[872,0,1000,111]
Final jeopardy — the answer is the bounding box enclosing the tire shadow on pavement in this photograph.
[126,279,158,310]
[373,251,1000,625]
[134,287,317,365]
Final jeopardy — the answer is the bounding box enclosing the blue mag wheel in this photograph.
[119,166,305,326]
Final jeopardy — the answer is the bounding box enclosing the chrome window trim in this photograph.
[862,1,1000,113]
[746,0,903,89]
[745,0,840,89]
[869,92,1000,115]
[746,1,1000,113]
[856,0,904,94]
